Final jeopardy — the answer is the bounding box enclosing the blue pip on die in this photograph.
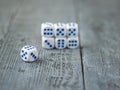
[66,23,78,37]
[55,38,66,49]
[20,45,38,62]
[41,22,54,37]
[54,23,66,37]
[42,37,54,49]
[67,37,79,49]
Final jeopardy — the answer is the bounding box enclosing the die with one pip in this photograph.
[54,23,66,37]
[66,23,78,37]
[41,22,54,37]
[55,37,66,49]
[20,45,38,62]
[42,37,54,49]
[67,37,79,49]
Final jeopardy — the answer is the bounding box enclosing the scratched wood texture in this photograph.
[0,0,83,90]
[0,0,120,90]
[76,0,120,90]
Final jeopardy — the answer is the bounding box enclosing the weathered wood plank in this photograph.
[0,0,24,49]
[0,0,83,90]
[76,0,120,90]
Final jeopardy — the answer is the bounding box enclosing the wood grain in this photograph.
[76,0,120,90]
[0,0,23,49]
[0,0,83,90]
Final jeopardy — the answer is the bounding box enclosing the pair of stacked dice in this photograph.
[42,22,79,49]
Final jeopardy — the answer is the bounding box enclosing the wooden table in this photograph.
[0,0,120,90]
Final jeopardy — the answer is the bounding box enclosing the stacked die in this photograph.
[41,22,79,49]
[66,23,79,49]
[42,23,55,49]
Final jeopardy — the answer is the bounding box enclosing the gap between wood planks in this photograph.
[72,0,86,90]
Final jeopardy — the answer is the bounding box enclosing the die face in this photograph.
[67,38,79,49]
[42,37,54,49]
[41,23,54,37]
[20,45,38,62]
[54,23,66,37]
[55,38,66,49]
[20,48,29,61]
[28,49,38,61]
[66,23,78,37]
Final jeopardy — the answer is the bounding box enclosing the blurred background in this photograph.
[0,0,120,90]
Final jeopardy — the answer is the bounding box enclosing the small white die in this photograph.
[20,45,38,62]
[66,23,78,37]
[67,37,79,49]
[42,37,54,49]
[54,23,66,37]
[55,38,66,49]
[41,22,54,37]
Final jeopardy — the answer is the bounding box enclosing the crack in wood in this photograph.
[72,0,86,89]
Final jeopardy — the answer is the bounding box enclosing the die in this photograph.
[54,23,66,37]
[20,45,38,62]
[66,23,78,37]
[55,38,66,49]
[42,37,54,49]
[67,37,79,49]
[41,22,54,37]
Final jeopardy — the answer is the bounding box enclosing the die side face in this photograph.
[29,49,38,61]
[67,38,79,48]
[20,45,38,62]
[54,23,66,37]
[21,49,28,61]
[67,23,78,37]
[41,23,54,37]
[55,38,66,49]
[42,37,54,49]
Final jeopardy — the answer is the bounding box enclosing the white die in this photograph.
[66,23,78,37]
[20,45,38,62]
[42,37,54,49]
[55,38,66,49]
[54,23,66,37]
[41,22,54,37]
[67,37,79,49]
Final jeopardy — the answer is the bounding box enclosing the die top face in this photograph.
[54,23,65,27]
[41,23,54,37]
[66,23,78,37]
[66,23,78,28]
[42,37,54,49]
[20,45,38,62]
[54,23,66,37]
[55,38,66,49]
[67,38,79,49]
[23,45,35,50]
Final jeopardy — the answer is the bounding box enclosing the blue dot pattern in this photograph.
[31,53,37,59]
[44,40,53,48]
[68,23,77,37]
[68,29,76,36]
[21,50,27,60]
[56,23,65,37]
[68,40,78,48]
[56,28,65,36]
[24,45,35,50]
[57,39,65,49]
[44,28,53,36]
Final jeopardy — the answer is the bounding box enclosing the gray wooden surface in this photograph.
[0,0,120,90]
